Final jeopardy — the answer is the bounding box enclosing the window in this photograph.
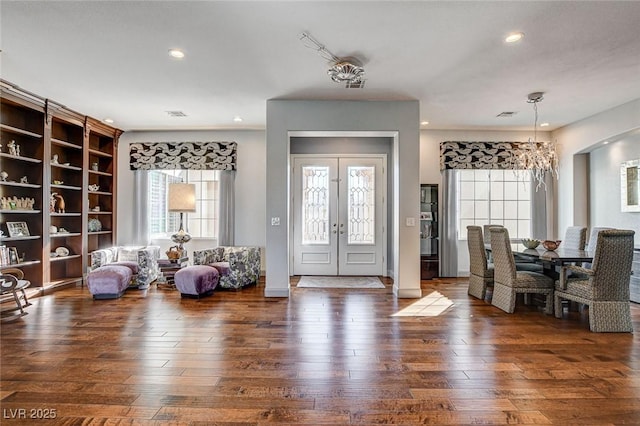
[457,169,531,239]
[148,170,219,239]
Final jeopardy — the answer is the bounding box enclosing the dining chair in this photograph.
[554,229,635,332]
[467,226,494,300]
[484,223,543,273]
[561,226,588,274]
[564,226,587,250]
[584,227,614,269]
[489,227,555,314]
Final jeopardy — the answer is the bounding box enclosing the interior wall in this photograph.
[589,133,640,246]
[266,100,420,298]
[290,136,394,273]
[552,98,640,236]
[117,130,267,263]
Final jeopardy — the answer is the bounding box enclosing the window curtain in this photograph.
[531,172,554,240]
[129,141,237,170]
[217,170,236,246]
[130,141,237,246]
[133,170,150,245]
[441,140,554,239]
[440,169,458,277]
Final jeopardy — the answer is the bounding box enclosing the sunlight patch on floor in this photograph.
[391,291,454,317]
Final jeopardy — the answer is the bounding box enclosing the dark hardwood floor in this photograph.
[2,277,640,425]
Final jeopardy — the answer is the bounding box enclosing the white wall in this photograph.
[420,129,550,276]
[117,130,266,261]
[266,100,421,298]
[589,133,640,246]
[552,99,640,236]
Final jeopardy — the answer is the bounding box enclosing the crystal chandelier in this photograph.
[514,92,559,191]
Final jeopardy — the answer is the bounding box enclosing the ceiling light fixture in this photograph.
[540,122,550,127]
[103,118,114,124]
[168,49,185,59]
[299,32,365,88]
[233,116,243,123]
[512,92,559,191]
[505,32,524,43]
[420,121,429,126]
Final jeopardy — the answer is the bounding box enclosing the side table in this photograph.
[157,257,189,289]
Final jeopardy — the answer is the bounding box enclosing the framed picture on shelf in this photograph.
[9,247,19,264]
[7,221,30,237]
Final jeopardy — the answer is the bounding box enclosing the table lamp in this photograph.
[168,183,196,255]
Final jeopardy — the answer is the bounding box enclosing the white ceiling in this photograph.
[2,1,639,132]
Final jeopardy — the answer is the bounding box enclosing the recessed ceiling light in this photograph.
[505,32,524,43]
[103,118,114,124]
[233,116,243,123]
[603,141,609,145]
[540,122,549,127]
[166,110,187,117]
[168,49,185,59]
[420,121,429,126]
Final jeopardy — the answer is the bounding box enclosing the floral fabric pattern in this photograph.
[440,141,552,171]
[129,141,237,171]
[194,246,261,289]
[90,246,160,288]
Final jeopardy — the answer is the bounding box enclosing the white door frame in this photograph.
[290,153,387,276]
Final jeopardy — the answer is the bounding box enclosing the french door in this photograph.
[292,156,385,276]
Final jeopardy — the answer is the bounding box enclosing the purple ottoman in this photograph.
[87,265,133,299]
[174,265,219,298]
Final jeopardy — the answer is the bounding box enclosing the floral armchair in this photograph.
[193,246,261,290]
[90,245,161,289]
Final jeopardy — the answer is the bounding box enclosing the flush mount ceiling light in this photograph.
[420,121,429,126]
[505,32,524,43]
[166,110,187,117]
[168,49,185,59]
[103,118,114,124]
[233,116,243,123]
[299,32,365,88]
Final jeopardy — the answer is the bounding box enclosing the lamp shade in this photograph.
[168,183,196,213]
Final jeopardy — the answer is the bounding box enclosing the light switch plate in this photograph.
[406,217,415,227]
[271,217,280,226]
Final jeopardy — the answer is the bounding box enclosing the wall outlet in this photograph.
[406,217,415,227]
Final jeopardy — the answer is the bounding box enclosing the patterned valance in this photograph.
[129,141,237,170]
[440,141,538,170]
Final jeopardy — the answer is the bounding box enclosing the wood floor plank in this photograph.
[2,277,640,424]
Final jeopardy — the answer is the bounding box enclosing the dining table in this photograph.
[485,243,594,280]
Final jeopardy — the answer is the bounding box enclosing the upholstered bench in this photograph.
[174,265,219,298]
[87,265,133,299]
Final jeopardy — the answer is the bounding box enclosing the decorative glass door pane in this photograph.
[301,166,330,244]
[347,166,375,244]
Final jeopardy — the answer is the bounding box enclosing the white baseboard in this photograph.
[393,284,422,298]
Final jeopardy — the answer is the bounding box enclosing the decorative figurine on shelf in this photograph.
[91,162,99,171]
[88,218,102,232]
[88,184,100,192]
[50,192,66,213]
[7,140,19,156]
[0,171,7,181]
[20,176,28,184]
[52,154,59,164]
